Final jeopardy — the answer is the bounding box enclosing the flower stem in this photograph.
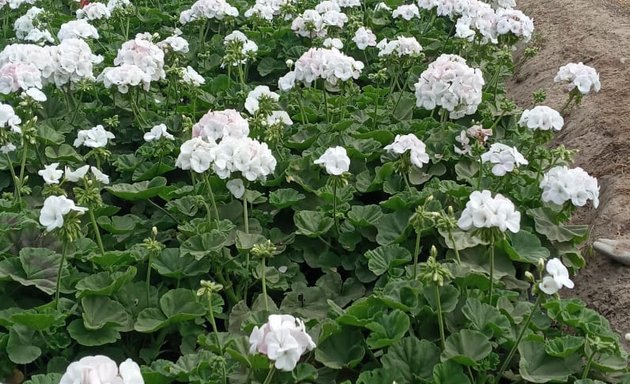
[243,196,249,234]
[88,210,105,256]
[435,284,446,349]
[5,153,20,203]
[413,230,421,280]
[447,229,461,263]
[55,242,68,310]
[323,87,330,123]
[489,234,495,304]
[261,256,269,312]
[495,294,542,383]
[582,349,597,379]
[204,174,220,224]
[332,178,339,234]
[206,293,222,350]
[146,251,153,303]
[263,366,276,384]
[18,139,28,194]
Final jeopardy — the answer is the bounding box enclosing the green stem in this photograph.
[489,233,495,304]
[447,229,461,263]
[148,199,180,224]
[261,257,269,312]
[206,293,222,350]
[243,196,249,234]
[323,87,330,123]
[18,139,28,191]
[5,153,20,202]
[215,270,238,306]
[332,178,339,234]
[495,294,542,383]
[204,174,220,224]
[262,366,276,384]
[88,210,105,256]
[581,349,597,379]
[146,252,153,303]
[55,241,68,310]
[412,230,421,280]
[435,284,446,349]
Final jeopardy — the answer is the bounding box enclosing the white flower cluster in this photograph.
[74,125,115,148]
[333,0,361,7]
[179,0,239,24]
[314,146,350,176]
[157,30,189,54]
[249,314,316,372]
[14,6,54,43]
[454,2,498,43]
[39,195,88,232]
[384,134,430,169]
[480,143,528,176]
[193,109,250,141]
[244,0,293,21]
[540,166,599,208]
[99,33,165,92]
[377,36,423,57]
[65,165,110,184]
[76,2,112,20]
[0,44,55,86]
[554,62,601,94]
[458,190,521,233]
[107,0,132,12]
[0,62,42,94]
[414,54,485,119]
[454,124,493,155]
[50,38,103,86]
[59,355,144,384]
[144,124,174,142]
[495,8,534,42]
[0,0,37,9]
[176,136,277,181]
[352,27,377,50]
[0,103,22,133]
[323,37,343,49]
[284,47,364,89]
[539,258,574,295]
[180,66,205,86]
[58,19,100,41]
[518,106,564,131]
[245,86,280,115]
[291,4,348,38]
[490,0,516,9]
[392,4,420,20]
[223,31,258,66]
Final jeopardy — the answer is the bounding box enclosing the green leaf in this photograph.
[366,309,410,349]
[105,176,172,201]
[152,248,212,278]
[461,297,511,338]
[269,188,305,209]
[315,327,365,369]
[257,57,286,77]
[7,325,41,364]
[292,363,318,382]
[347,205,383,227]
[44,144,83,163]
[0,248,64,295]
[81,296,130,330]
[10,311,63,331]
[75,267,137,297]
[381,337,441,382]
[97,215,143,234]
[235,231,268,251]
[527,208,589,243]
[519,339,581,383]
[375,210,413,245]
[134,289,205,332]
[442,329,492,366]
[294,210,334,237]
[502,230,550,264]
[23,373,63,384]
[432,361,471,384]
[544,335,584,357]
[364,244,412,276]
[67,319,121,346]
[180,231,229,260]
[423,284,460,313]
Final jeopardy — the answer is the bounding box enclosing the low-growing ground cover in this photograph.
[0,0,627,383]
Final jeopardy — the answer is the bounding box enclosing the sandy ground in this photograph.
[507,0,630,338]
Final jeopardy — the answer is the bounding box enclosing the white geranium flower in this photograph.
[226,178,245,198]
[392,4,420,20]
[539,166,599,208]
[0,103,22,133]
[91,166,110,184]
[157,35,190,54]
[278,71,296,92]
[0,143,16,154]
[180,66,205,86]
[76,2,112,20]
[38,163,64,184]
[144,124,174,142]
[554,62,601,94]
[192,109,249,141]
[58,19,100,41]
[323,37,343,49]
[24,87,46,101]
[384,134,430,169]
[480,143,528,176]
[539,258,574,294]
[519,106,564,131]
[245,85,280,115]
[74,125,115,148]
[175,137,217,173]
[249,314,316,372]
[64,165,90,182]
[59,355,144,384]
[265,111,293,126]
[352,27,377,50]
[39,195,88,232]
[314,146,350,176]
[458,190,520,233]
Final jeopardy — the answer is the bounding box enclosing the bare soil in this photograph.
[506,0,630,338]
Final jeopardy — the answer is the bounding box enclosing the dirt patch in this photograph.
[506,0,630,338]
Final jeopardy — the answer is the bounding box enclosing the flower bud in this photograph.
[524,271,535,283]
[152,226,158,237]
[286,59,294,67]
[538,258,545,270]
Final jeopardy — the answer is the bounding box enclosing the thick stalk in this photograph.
[5,153,20,202]
[55,242,68,310]
[495,295,542,383]
[489,234,495,304]
[261,257,269,312]
[412,230,421,280]
[435,284,446,349]
[447,229,461,263]
[18,139,28,191]
[206,293,222,349]
[88,210,105,256]
[146,251,153,303]
[332,178,339,234]
[243,197,249,234]
[581,349,597,379]
[203,174,220,224]
[262,366,276,384]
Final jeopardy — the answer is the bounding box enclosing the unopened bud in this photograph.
[538,258,546,270]
[152,226,158,237]
[524,271,535,283]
